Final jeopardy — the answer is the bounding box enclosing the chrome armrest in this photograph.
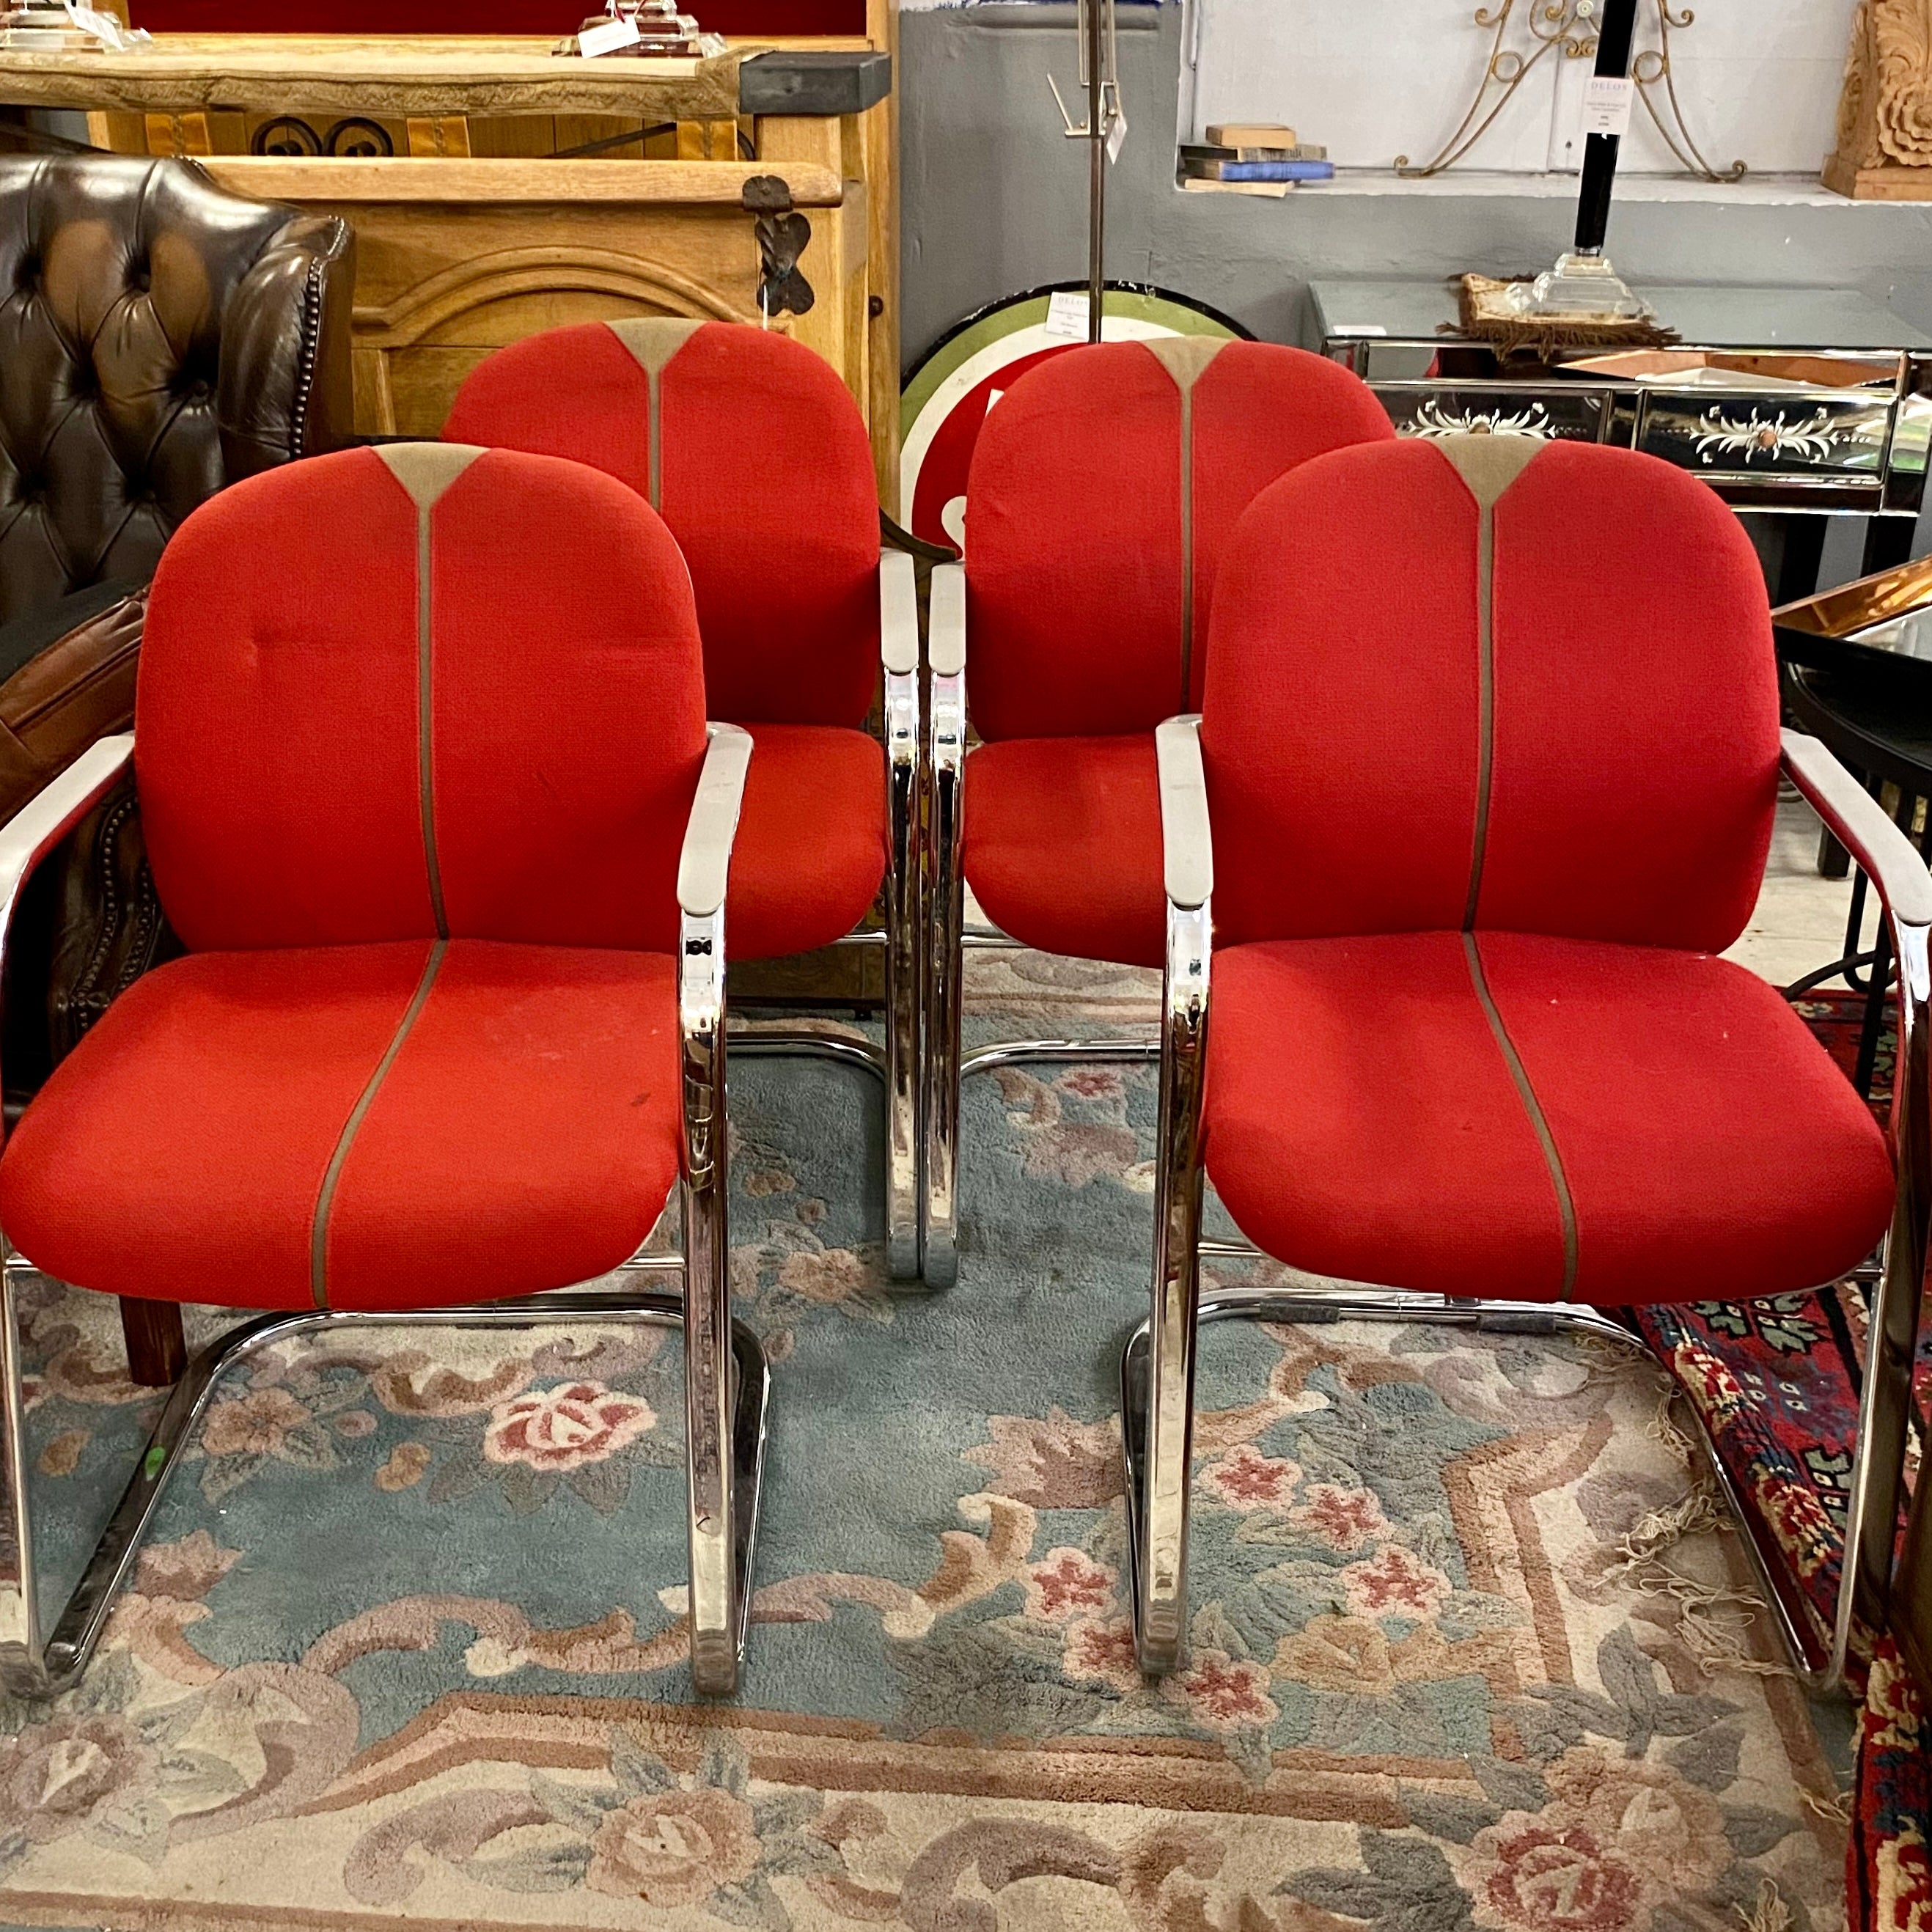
[1154,715,1213,1021]
[1780,737,1932,1670]
[926,561,967,875]
[677,724,754,925]
[881,549,919,790]
[0,735,136,977]
[1155,714,1213,914]
[1153,713,1211,1179]
[678,721,752,1197]
[928,561,965,683]
[1782,730,1932,932]
[880,548,919,683]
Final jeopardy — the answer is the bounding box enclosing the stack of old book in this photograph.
[1180,124,1332,198]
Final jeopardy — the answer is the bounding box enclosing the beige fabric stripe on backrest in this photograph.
[607,317,706,511]
[1142,335,1233,714]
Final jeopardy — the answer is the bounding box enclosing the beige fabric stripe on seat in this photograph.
[1458,880,1579,1299]
[1142,336,1232,713]
[607,317,705,511]
[306,940,448,1308]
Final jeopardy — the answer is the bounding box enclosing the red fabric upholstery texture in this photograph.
[136,444,707,954]
[0,941,683,1310]
[1204,438,1779,952]
[732,723,888,959]
[1204,933,1895,1307]
[963,340,1395,743]
[962,734,1164,966]
[443,320,881,727]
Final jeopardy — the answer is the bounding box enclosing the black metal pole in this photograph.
[1087,0,1105,342]
[1574,0,1637,256]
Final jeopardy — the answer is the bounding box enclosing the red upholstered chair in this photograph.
[0,444,768,1699]
[924,339,1396,1284]
[1125,433,1930,1693]
[441,320,922,1278]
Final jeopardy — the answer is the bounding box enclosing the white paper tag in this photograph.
[64,1,130,46]
[1044,290,1090,340]
[1328,323,1388,337]
[578,14,642,57]
[1106,103,1128,165]
[1582,75,1635,140]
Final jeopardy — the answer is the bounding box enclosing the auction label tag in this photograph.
[1044,290,1090,339]
[579,14,642,56]
[1582,75,1635,139]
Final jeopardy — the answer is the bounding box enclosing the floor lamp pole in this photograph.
[1087,0,1105,343]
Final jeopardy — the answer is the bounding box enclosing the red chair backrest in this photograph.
[1203,435,1779,952]
[961,339,1396,741]
[442,319,881,729]
[136,444,708,954]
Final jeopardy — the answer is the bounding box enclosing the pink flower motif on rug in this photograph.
[586,1788,760,1907]
[1062,1617,1142,1692]
[483,1383,655,1474]
[1024,1548,1116,1623]
[1169,1650,1278,1730]
[776,1248,871,1305]
[1057,1068,1125,1102]
[1202,1443,1301,1511]
[1339,1545,1452,1620]
[1290,1483,1389,1551]
[965,1408,1123,1508]
[1466,1819,1647,1932]
[200,1387,312,1459]
[0,1713,155,1846]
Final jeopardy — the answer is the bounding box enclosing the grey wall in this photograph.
[898,1,1932,370]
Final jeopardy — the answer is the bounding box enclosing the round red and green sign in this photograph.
[899,282,1249,557]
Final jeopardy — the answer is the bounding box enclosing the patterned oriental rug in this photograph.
[0,956,1870,1932]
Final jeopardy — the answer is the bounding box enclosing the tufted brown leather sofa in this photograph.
[0,153,355,632]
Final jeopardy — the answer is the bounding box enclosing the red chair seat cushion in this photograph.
[963,734,1163,968]
[732,723,887,960]
[1204,932,1895,1307]
[0,940,682,1312]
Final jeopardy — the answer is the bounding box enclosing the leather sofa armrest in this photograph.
[218,213,357,480]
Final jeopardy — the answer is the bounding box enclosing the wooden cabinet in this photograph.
[1,16,901,505]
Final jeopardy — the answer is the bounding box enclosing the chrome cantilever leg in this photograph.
[0,1251,766,1702]
[1832,915,1931,1691]
[680,902,757,1695]
[922,656,967,1289]
[883,655,924,1279]
[1125,895,1211,1675]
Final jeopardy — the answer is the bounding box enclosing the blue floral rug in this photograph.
[0,959,1852,1931]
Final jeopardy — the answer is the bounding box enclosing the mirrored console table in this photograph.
[1310,281,1932,530]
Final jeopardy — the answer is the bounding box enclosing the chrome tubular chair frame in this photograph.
[727,548,924,1280]
[0,724,771,1701]
[920,564,1158,1288]
[1123,721,1932,1695]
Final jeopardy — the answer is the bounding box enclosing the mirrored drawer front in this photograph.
[1635,391,1895,481]
[1373,386,1608,444]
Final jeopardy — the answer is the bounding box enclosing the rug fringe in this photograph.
[1735,1877,1794,1932]
[1645,1386,1697,1466]
[1801,1785,1854,1826]
[1609,1491,1791,1679]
